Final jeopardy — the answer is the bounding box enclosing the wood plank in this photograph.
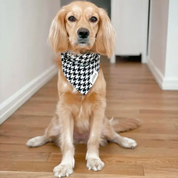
[49,153,178,169]
[140,109,178,115]
[0,151,50,162]
[2,115,51,126]
[1,171,177,178]
[0,129,45,138]
[0,124,25,130]
[0,136,29,144]
[0,161,143,176]
[0,171,146,178]
[0,143,60,153]
[14,103,56,116]
[144,166,178,177]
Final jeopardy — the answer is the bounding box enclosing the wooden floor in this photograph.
[0,60,178,178]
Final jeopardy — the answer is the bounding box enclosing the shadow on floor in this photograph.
[101,55,141,64]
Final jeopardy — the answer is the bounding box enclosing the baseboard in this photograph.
[0,65,58,125]
[147,59,164,89]
[147,58,178,90]
[162,78,178,90]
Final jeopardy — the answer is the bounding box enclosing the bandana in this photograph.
[61,51,100,95]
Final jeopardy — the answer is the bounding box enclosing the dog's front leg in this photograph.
[53,106,75,178]
[86,107,105,171]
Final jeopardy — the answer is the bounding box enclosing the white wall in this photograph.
[0,0,60,124]
[148,0,178,90]
[148,0,169,76]
[165,0,178,80]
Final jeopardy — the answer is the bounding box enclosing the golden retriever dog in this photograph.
[27,1,141,177]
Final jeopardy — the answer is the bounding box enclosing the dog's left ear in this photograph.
[95,8,115,58]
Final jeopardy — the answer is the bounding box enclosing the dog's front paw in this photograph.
[53,164,73,177]
[86,158,105,171]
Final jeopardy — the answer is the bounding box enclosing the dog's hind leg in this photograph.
[102,117,137,149]
[26,115,60,147]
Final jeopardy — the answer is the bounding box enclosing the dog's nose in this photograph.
[77,28,90,39]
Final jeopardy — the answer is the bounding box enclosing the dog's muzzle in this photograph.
[77,28,90,45]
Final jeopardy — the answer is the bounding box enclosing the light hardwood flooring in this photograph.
[0,60,178,178]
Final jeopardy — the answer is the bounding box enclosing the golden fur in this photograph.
[27,1,141,177]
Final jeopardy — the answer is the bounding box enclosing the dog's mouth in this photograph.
[75,38,90,46]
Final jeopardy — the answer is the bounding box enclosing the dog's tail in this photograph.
[109,117,141,132]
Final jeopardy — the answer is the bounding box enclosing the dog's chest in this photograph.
[74,105,90,132]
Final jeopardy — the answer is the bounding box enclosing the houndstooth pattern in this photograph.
[61,51,100,95]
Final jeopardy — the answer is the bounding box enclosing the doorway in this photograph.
[60,0,111,18]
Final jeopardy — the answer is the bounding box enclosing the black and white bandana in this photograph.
[61,51,100,95]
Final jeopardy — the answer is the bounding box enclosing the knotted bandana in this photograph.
[61,52,100,95]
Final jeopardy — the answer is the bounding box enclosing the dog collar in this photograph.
[61,51,100,95]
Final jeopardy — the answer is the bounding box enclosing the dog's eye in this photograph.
[90,16,97,23]
[68,16,76,22]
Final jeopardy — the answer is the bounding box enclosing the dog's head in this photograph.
[48,1,115,58]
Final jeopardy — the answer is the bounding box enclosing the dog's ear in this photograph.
[95,8,115,58]
[48,8,68,53]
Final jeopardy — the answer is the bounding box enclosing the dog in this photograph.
[26,1,141,177]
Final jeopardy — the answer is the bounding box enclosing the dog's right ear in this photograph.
[48,8,68,53]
